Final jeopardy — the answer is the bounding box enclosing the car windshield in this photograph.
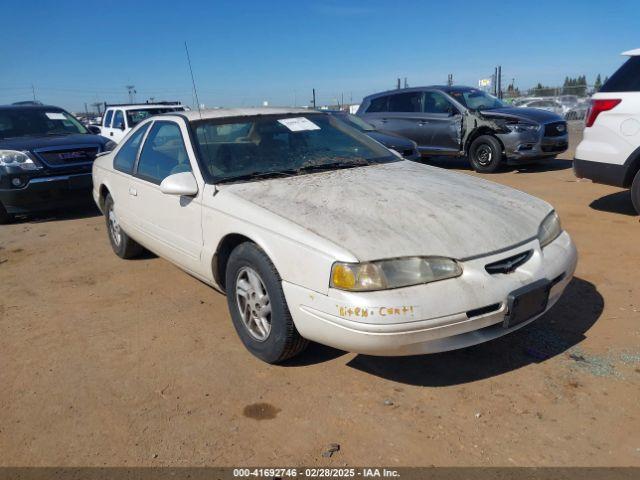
[0,108,88,139]
[126,108,183,127]
[192,114,396,183]
[448,89,505,111]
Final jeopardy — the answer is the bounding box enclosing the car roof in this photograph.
[622,48,640,56]
[106,104,185,111]
[363,85,478,100]
[0,104,64,111]
[173,107,318,122]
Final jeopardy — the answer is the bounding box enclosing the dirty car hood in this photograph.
[224,161,552,261]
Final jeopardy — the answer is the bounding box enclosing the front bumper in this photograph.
[499,130,569,163]
[0,173,93,214]
[283,232,577,356]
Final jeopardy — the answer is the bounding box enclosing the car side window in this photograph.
[136,121,191,184]
[423,92,453,114]
[388,92,423,112]
[366,96,388,113]
[103,110,113,128]
[113,110,125,129]
[113,123,150,173]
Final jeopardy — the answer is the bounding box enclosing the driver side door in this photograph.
[421,91,462,154]
[128,119,204,274]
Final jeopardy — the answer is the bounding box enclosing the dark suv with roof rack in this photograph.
[0,104,115,223]
[357,86,568,172]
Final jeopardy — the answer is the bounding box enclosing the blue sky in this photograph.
[2,0,639,111]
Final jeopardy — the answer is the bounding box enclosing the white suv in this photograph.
[574,49,640,213]
[100,102,187,143]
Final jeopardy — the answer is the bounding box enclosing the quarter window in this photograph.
[388,92,423,112]
[113,123,150,173]
[103,110,113,128]
[137,121,191,184]
[366,96,388,113]
[423,92,453,114]
[601,57,640,92]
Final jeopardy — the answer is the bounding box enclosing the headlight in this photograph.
[0,150,41,171]
[331,257,462,291]
[505,122,540,133]
[538,211,562,248]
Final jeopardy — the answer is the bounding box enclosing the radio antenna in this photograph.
[184,41,203,118]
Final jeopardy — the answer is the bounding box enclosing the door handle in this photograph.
[110,132,114,136]
[380,119,388,123]
[418,120,430,125]
[128,187,137,196]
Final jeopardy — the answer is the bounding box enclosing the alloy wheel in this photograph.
[235,266,272,341]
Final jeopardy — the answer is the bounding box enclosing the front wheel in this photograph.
[631,169,640,215]
[104,194,143,259]
[468,135,503,173]
[225,242,308,363]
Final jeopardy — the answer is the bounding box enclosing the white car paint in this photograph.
[574,48,640,212]
[93,108,577,356]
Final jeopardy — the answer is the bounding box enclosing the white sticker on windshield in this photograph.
[45,112,67,120]
[277,117,320,132]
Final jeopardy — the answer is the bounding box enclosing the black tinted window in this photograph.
[113,123,150,173]
[601,57,640,92]
[104,110,113,128]
[423,92,453,114]
[137,122,190,183]
[388,92,422,112]
[366,96,388,113]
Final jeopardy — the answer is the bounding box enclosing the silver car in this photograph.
[357,86,569,173]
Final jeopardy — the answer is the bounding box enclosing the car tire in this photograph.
[0,202,14,224]
[632,169,640,215]
[104,194,143,259]
[469,135,503,173]
[225,242,308,363]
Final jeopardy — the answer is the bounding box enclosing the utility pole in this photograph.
[312,88,316,109]
[341,92,344,109]
[493,67,498,96]
[396,78,401,89]
[497,66,502,99]
[126,85,136,103]
[403,77,408,88]
[31,84,36,101]
[447,74,453,86]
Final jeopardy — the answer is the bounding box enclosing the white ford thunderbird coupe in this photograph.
[92,108,577,363]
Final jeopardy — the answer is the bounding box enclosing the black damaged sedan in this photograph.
[0,104,114,223]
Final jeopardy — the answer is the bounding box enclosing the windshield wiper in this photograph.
[46,131,75,136]
[216,169,298,184]
[295,160,370,173]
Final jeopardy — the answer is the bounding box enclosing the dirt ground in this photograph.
[1,123,639,467]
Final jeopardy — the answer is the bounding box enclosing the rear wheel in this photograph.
[631,169,640,215]
[104,194,143,259]
[469,135,503,173]
[225,242,308,363]
[0,202,14,225]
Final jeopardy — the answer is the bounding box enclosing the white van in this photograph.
[574,49,640,213]
[101,103,187,143]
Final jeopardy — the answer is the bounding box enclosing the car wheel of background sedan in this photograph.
[469,135,503,173]
[0,202,14,224]
[104,194,143,259]
[225,242,308,364]
[631,169,640,215]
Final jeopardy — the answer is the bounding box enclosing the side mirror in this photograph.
[117,122,126,130]
[160,172,198,197]
[87,125,101,135]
